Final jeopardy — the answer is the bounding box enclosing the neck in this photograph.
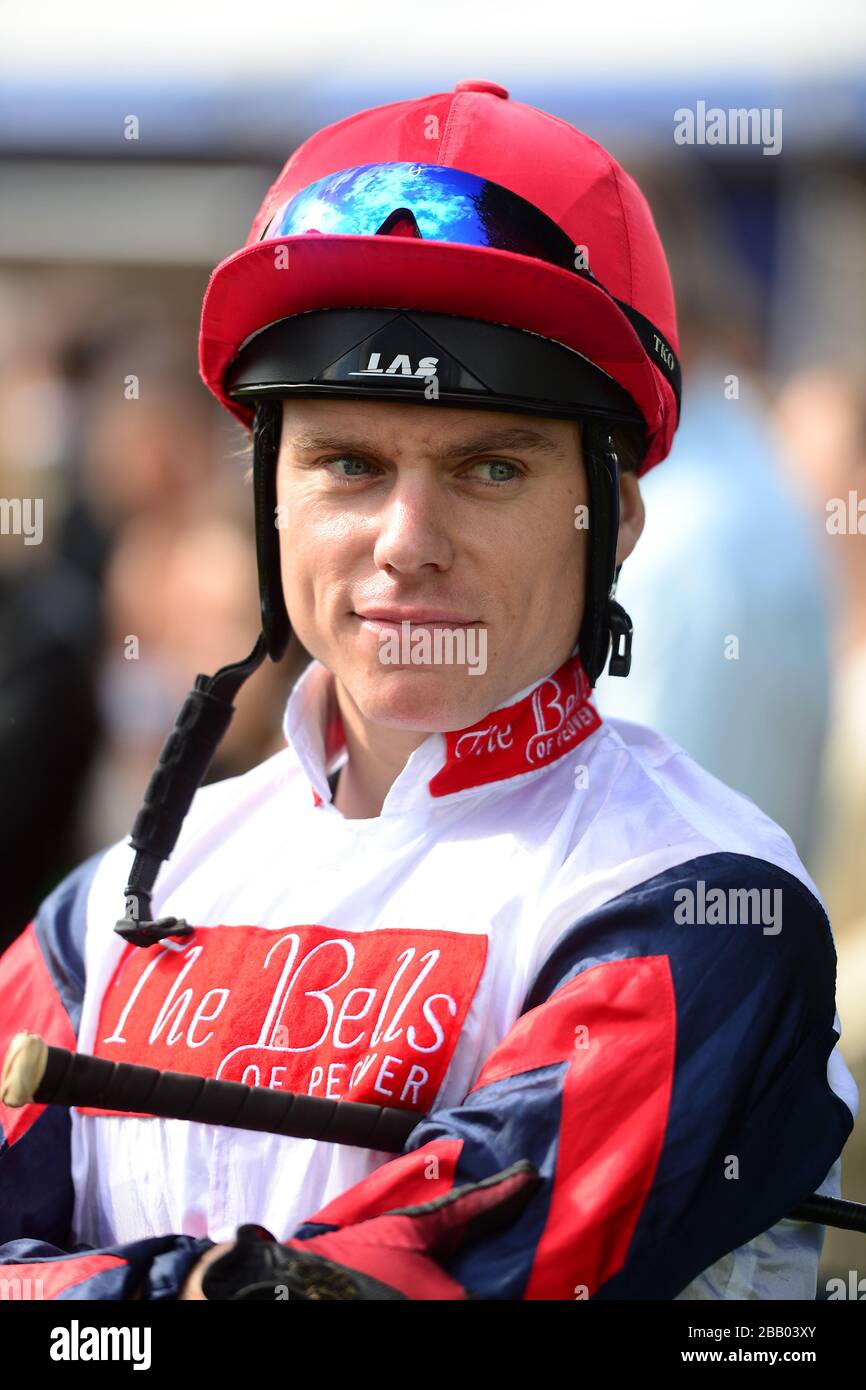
[330,680,430,819]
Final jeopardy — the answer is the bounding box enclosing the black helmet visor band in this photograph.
[226,308,645,431]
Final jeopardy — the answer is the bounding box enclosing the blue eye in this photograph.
[468,459,522,486]
[326,456,375,480]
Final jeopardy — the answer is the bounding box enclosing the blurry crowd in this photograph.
[1,241,865,1279]
[0,269,301,955]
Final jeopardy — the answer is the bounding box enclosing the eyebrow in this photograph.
[287,426,566,460]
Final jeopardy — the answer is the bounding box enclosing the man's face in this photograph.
[275,397,641,734]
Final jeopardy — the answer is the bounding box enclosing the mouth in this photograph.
[353,609,481,631]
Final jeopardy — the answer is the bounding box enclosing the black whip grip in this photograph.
[790,1194,866,1234]
[17,1041,866,1236]
[36,1044,419,1154]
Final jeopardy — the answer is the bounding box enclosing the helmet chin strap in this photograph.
[577,421,634,684]
[114,636,269,948]
[254,401,291,662]
[607,584,633,678]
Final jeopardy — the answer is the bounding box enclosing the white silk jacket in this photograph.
[0,649,858,1300]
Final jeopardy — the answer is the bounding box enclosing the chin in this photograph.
[346,664,495,735]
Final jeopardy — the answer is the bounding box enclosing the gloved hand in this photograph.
[201,1159,540,1300]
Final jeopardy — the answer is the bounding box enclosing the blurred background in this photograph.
[1,0,865,1289]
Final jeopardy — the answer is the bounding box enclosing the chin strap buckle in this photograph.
[115,889,194,950]
[607,599,633,678]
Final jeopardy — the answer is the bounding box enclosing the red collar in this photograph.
[308,651,601,806]
[429,651,600,796]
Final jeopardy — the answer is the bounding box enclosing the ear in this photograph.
[615,471,645,566]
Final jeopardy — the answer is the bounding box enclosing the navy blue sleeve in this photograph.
[291,853,855,1300]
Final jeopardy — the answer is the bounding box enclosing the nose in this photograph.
[371,473,454,576]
